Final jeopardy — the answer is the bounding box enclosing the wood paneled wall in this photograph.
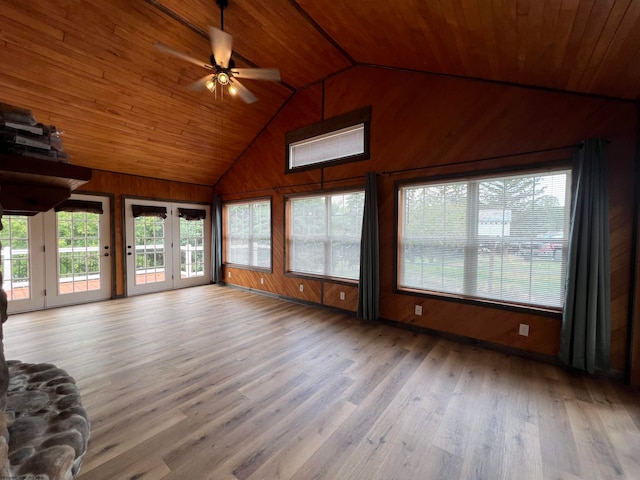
[78,170,213,296]
[216,66,637,372]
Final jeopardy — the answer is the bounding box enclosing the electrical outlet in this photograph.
[299,284,304,292]
[227,271,231,278]
[519,324,530,336]
[260,277,264,285]
[414,305,423,316]
[339,291,345,300]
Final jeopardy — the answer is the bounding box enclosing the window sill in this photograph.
[396,286,563,318]
[285,271,359,286]
[224,263,272,274]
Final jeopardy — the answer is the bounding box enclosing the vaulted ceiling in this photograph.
[1,0,639,186]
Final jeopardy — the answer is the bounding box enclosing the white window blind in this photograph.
[288,191,364,280]
[289,124,365,169]
[225,200,271,268]
[398,169,571,309]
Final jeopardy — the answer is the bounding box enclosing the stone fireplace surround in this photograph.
[0,204,90,479]
[2,361,90,479]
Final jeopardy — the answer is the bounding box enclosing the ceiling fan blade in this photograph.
[154,42,213,70]
[209,27,232,68]
[232,68,281,82]
[231,79,257,104]
[189,74,215,91]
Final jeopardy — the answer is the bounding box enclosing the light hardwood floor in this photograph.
[4,285,640,480]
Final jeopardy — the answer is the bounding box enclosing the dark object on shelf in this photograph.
[0,103,36,125]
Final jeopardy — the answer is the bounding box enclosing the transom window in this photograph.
[287,191,364,280]
[289,124,365,170]
[397,169,571,310]
[285,107,370,173]
[224,199,271,269]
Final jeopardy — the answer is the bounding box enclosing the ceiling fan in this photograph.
[154,0,281,104]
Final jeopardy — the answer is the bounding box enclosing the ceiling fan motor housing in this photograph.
[211,54,235,71]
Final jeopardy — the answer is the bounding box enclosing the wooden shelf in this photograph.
[0,153,92,215]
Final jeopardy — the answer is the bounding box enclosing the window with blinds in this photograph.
[289,124,365,169]
[287,190,365,280]
[397,169,571,310]
[225,199,271,269]
[285,106,370,173]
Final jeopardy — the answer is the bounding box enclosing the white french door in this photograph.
[124,199,211,296]
[2,194,112,314]
[1,214,45,313]
[44,194,112,307]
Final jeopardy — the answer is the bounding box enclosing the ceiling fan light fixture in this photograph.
[155,0,278,104]
[217,72,230,85]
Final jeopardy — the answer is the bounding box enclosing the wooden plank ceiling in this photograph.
[1,0,639,186]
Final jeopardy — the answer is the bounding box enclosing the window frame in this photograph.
[223,197,273,272]
[285,106,371,174]
[394,163,572,316]
[285,188,365,282]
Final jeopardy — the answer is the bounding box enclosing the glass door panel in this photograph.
[57,211,101,293]
[174,203,211,289]
[125,198,172,296]
[45,194,112,308]
[135,215,166,286]
[1,215,45,313]
[179,217,203,279]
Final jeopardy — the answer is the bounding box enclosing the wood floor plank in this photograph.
[432,346,487,458]
[223,375,355,480]
[586,379,640,478]
[82,407,188,473]
[328,338,448,480]
[161,353,354,477]
[2,284,639,480]
[564,397,625,480]
[333,373,446,480]
[247,399,357,480]
[537,376,584,478]
[86,453,172,480]
[289,340,433,480]
[501,356,544,480]
[459,389,510,479]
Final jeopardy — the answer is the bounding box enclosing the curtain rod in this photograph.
[218,174,365,197]
[380,143,583,176]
